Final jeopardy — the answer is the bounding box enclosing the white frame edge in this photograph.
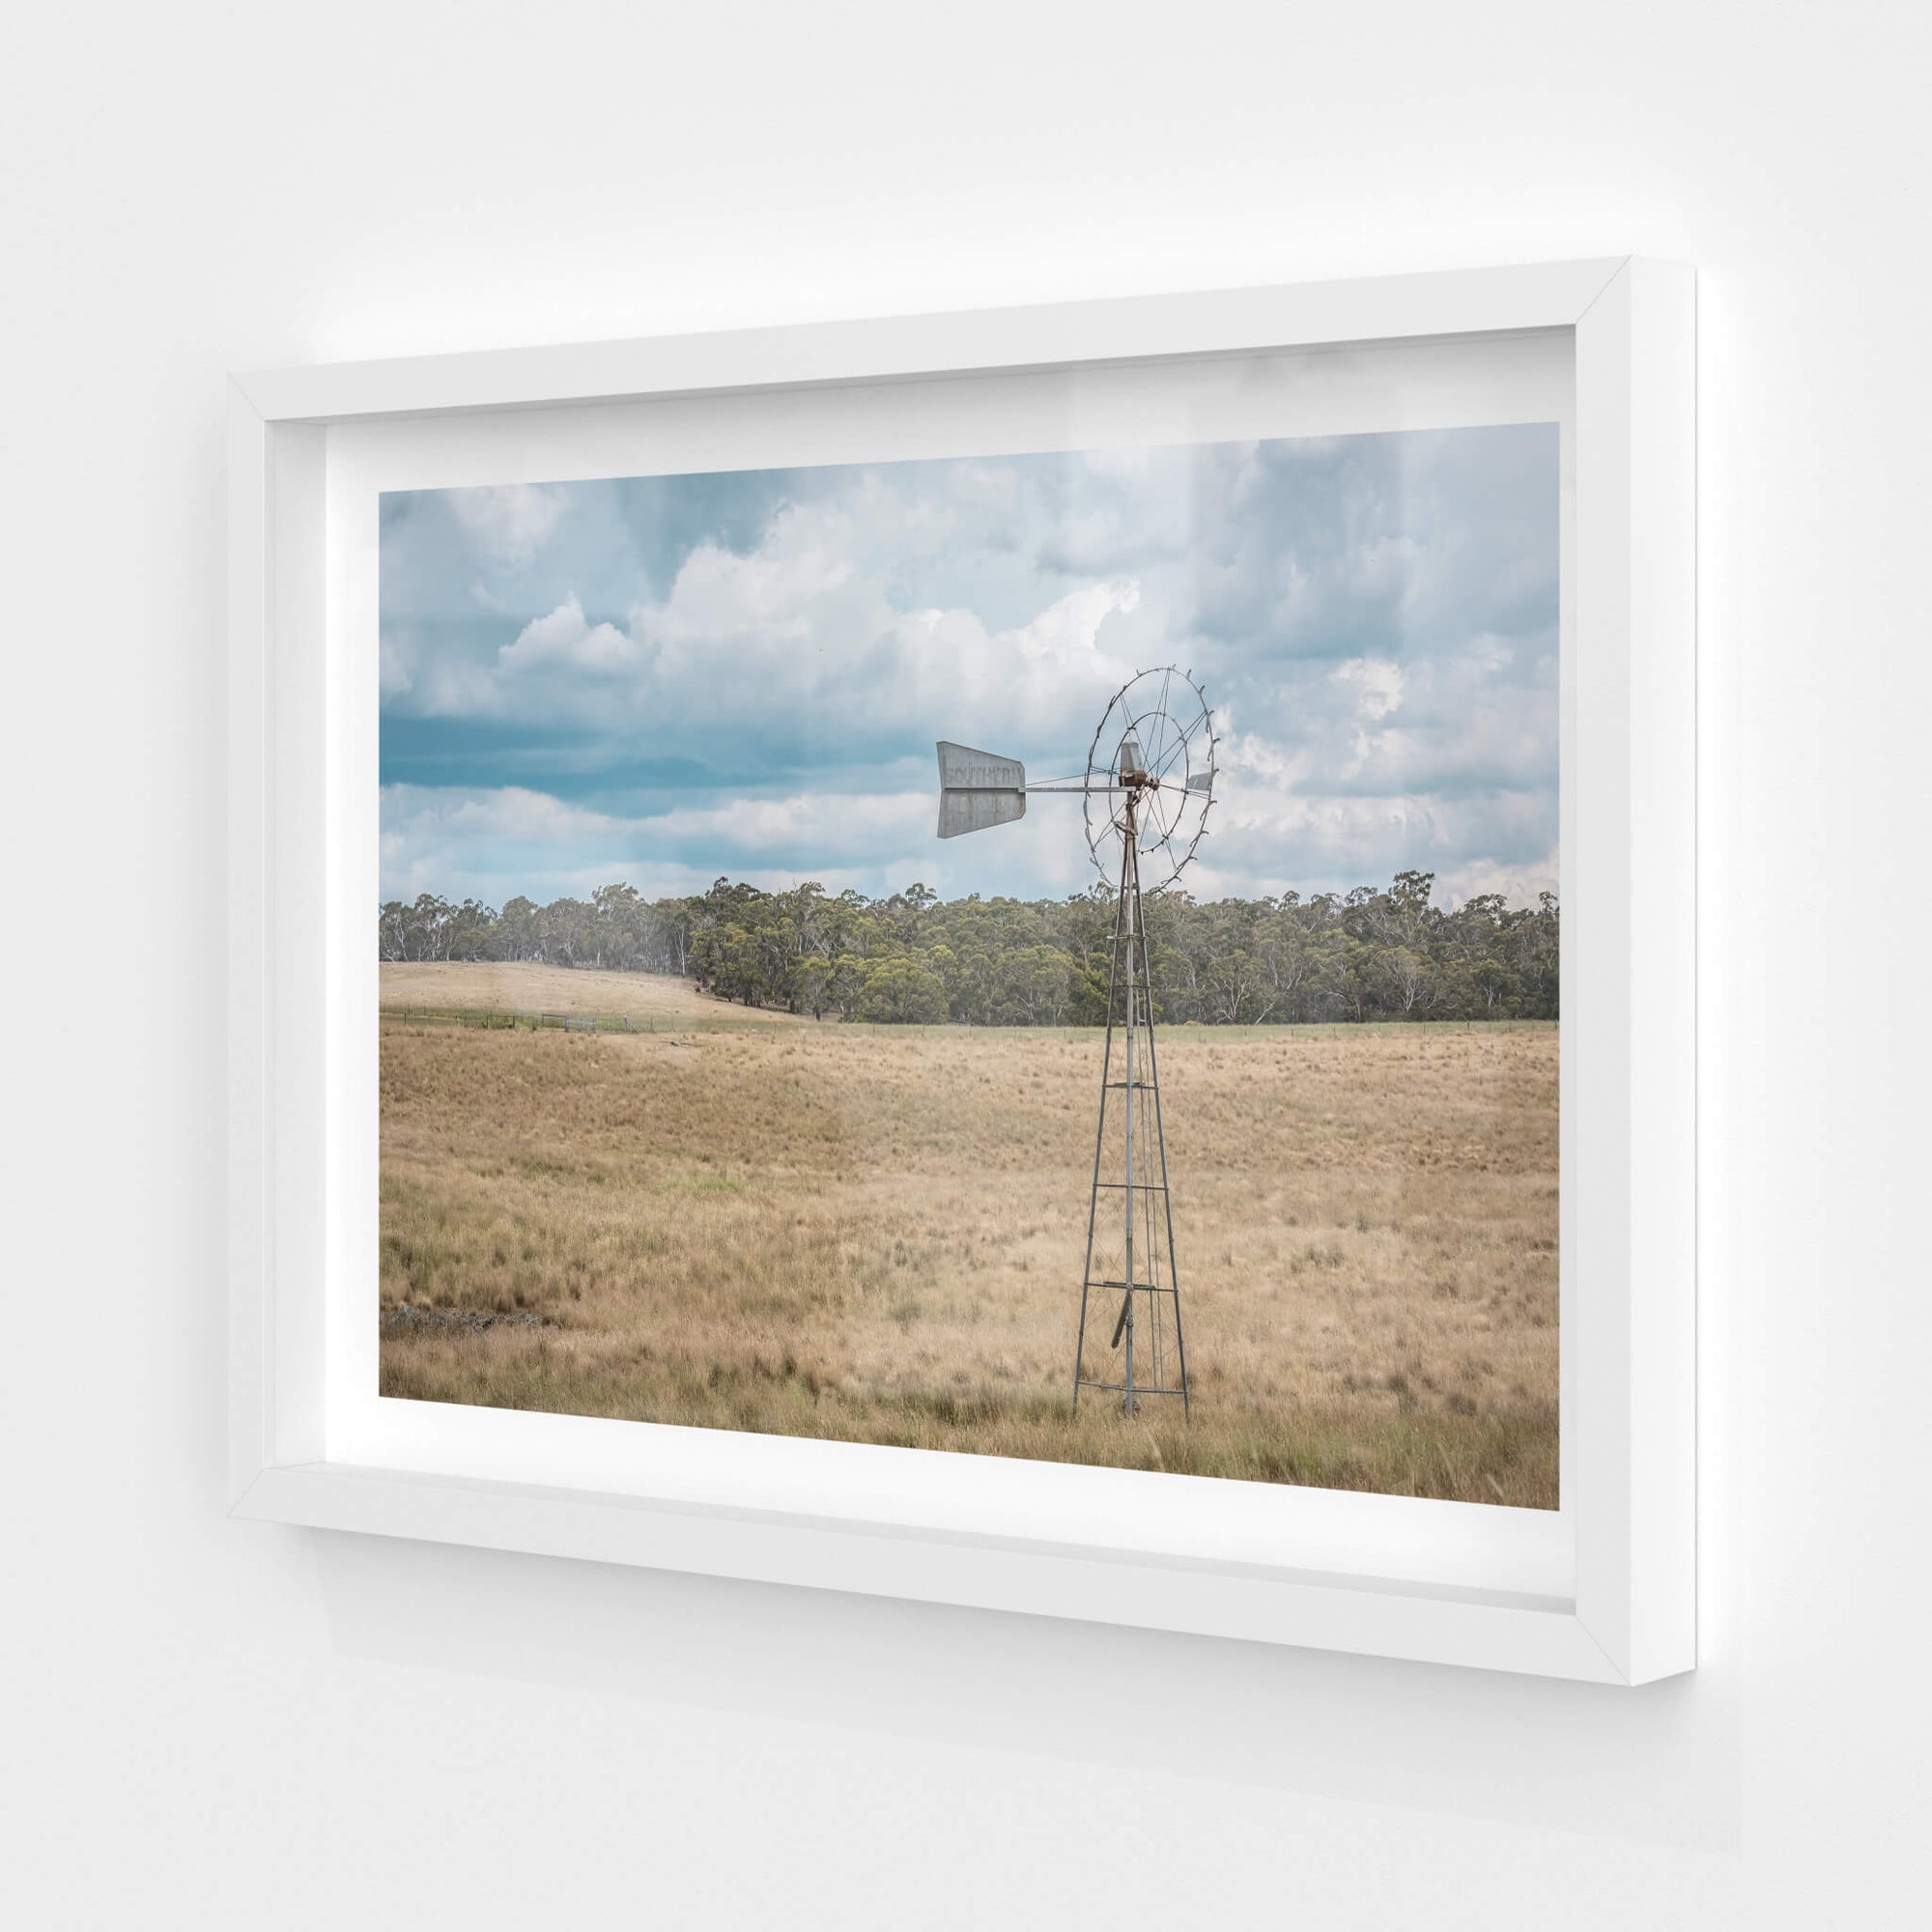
[227,259,1695,1684]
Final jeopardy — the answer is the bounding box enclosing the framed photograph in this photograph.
[228,258,1695,1682]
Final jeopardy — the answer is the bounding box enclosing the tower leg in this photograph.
[1122,812,1137,1415]
[1073,797,1189,1417]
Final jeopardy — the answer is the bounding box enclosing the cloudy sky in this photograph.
[379,423,1558,910]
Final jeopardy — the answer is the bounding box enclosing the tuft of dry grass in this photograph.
[380,963,1559,1506]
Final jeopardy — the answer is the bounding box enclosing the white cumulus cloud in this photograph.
[1330,656,1406,720]
[379,425,1562,910]
[448,484,570,572]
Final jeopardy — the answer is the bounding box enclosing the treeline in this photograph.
[379,871,1557,1025]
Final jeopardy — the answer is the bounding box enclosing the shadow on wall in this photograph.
[308,1527,1738,1854]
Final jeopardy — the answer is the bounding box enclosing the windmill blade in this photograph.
[1187,771,1212,792]
[936,741,1027,838]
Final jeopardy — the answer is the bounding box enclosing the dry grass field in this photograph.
[379,961,1559,1507]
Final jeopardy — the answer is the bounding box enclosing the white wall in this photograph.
[4,3,1926,1924]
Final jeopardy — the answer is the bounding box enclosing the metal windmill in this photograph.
[936,667,1216,1416]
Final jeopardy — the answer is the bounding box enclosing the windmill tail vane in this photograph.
[934,741,1027,838]
[931,667,1215,1420]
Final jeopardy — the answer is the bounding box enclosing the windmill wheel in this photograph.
[1082,667,1216,893]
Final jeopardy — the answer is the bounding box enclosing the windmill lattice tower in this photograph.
[935,668,1215,1417]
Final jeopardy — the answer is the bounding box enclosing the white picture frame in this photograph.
[227,258,1696,1684]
